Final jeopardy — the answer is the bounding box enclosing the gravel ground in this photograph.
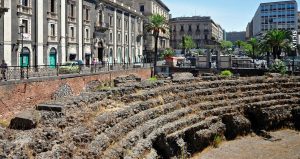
[194,129,300,159]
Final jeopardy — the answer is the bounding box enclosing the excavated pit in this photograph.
[1,75,300,158]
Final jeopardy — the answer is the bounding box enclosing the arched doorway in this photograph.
[132,48,135,63]
[49,48,57,68]
[98,40,104,62]
[118,48,122,63]
[20,47,30,67]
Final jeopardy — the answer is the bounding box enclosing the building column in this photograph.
[3,0,11,65]
[60,0,66,63]
[121,11,125,63]
[113,8,117,64]
[128,14,131,63]
[78,0,83,61]
[37,0,44,65]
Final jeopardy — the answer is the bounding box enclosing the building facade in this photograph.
[0,0,143,66]
[247,0,298,38]
[117,0,170,61]
[226,31,246,43]
[169,16,224,49]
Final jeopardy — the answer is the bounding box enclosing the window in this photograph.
[50,0,55,12]
[131,22,135,32]
[70,4,75,17]
[140,5,144,12]
[132,34,134,44]
[70,27,74,38]
[21,0,28,6]
[99,11,103,23]
[180,25,184,31]
[86,29,89,39]
[22,19,28,33]
[188,25,192,31]
[50,24,55,36]
[85,9,89,20]
[125,21,128,30]
[117,18,121,29]
[118,33,121,43]
[109,16,113,27]
[109,32,113,43]
[125,34,128,43]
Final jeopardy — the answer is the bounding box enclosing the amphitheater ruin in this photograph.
[1,73,300,158]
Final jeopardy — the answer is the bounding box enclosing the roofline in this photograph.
[154,0,170,12]
[101,0,144,17]
[260,0,297,5]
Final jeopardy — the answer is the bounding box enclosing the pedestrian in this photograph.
[0,60,8,81]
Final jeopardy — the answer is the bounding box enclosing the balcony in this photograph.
[48,35,57,42]
[68,16,76,23]
[84,19,91,25]
[94,22,109,33]
[68,37,76,43]
[17,4,32,15]
[0,0,9,17]
[84,38,90,44]
[47,12,58,20]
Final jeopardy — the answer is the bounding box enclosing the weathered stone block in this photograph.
[9,110,40,130]
[36,104,64,112]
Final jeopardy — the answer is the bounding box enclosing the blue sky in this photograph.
[164,0,300,32]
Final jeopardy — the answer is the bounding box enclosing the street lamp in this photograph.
[19,24,25,79]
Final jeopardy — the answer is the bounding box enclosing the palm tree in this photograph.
[247,38,259,63]
[259,39,272,67]
[145,14,168,76]
[235,40,243,49]
[263,29,292,59]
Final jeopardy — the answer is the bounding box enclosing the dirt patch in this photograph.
[194,129,300,159]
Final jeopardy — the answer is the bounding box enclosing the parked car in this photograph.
[58,60,83,74]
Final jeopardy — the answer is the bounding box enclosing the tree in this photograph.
[220,40,233,55]
[263,29,292,59]
[235,40,243,49]
[145,14,168,76]
[179,35,196,53]
[259,39,272,67]
[247,38,259,62]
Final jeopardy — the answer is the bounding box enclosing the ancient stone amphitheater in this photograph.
[1,74,300,158]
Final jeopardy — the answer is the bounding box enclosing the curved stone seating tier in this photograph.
[2,76,300,159]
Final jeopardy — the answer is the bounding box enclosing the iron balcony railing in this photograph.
[0,63,152,81]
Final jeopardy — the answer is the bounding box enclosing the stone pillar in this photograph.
[60,0,66,63]
[37,0,44,65]
[78,0,83,61]
[3,0,11,65]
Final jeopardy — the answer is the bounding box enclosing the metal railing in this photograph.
[0,62,151,81]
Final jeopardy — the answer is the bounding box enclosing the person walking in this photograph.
[0,60,8,81]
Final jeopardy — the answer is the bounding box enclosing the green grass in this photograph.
[149,76,158,82]
[212,134,223,148]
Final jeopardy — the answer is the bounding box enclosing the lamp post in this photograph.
[19,24,25,79]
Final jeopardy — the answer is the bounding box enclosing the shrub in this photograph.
[220,70,233,77]
[270,59,287,75]
[0,119,9,128]
[160,48,175,59]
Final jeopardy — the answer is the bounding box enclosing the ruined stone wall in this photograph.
[0,68,151,119]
